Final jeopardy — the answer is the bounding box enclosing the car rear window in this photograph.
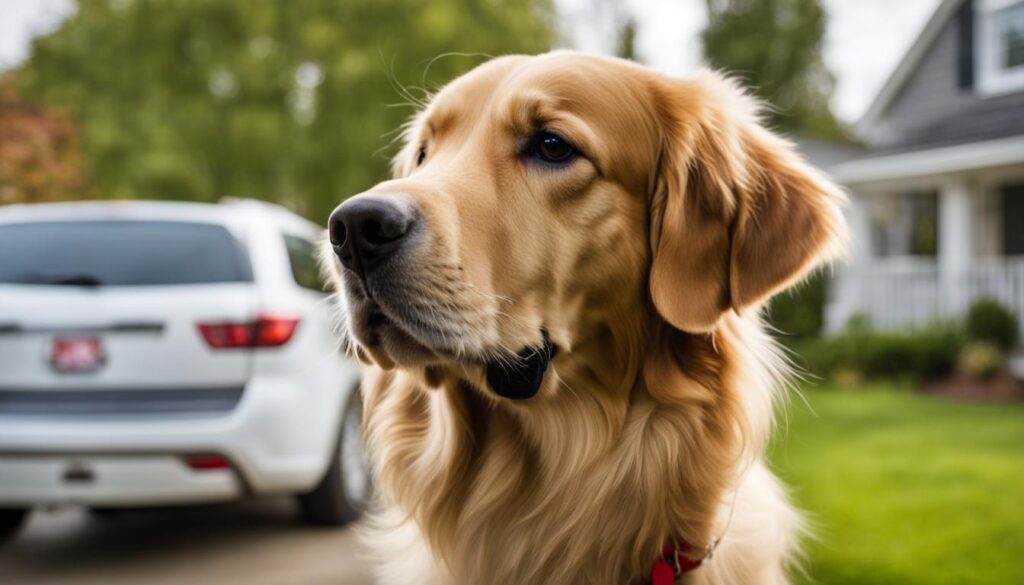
[0,220,253,286]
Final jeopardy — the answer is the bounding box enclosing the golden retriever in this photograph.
[323,51,847,585]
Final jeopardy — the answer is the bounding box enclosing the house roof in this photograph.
[830,133,1024,184]
[872,90,1024,153]
[857,0,965,134]
[792,136,867,172]
[837,0,1024,181]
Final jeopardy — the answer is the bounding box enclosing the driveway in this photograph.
[0,499,373,584]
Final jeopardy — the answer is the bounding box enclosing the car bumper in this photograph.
[0,454,241,506]
[0,367,360,507]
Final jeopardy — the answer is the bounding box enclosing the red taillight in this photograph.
[183,454,231,471]
[253,312,300,346]
[197,313,300,348]
[197,322,254,348]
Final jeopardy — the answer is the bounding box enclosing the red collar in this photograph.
[650,538,709,584]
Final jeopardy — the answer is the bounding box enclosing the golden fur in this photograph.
[324,51,847,585]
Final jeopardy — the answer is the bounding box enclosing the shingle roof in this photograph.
[875,91,1024,153]
[791,136,867,172]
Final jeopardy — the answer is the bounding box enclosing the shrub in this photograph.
[793,320,964,382]
[957,341,1003,379]
[965,298,1019,352]
[767,270,827,340]
[844,313,873,334]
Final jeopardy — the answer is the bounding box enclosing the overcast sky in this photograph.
[0,0,942,122]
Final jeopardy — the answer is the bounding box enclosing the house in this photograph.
[820,0,1024,360]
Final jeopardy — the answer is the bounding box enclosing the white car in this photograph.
[0,199,367,538]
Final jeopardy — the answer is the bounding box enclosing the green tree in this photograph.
[701,0,847,140]
[617,19,637,61]
[17,0,554,222]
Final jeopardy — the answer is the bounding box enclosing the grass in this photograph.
[769,383,1024,585]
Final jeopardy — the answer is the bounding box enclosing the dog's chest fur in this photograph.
[361,327,751,585]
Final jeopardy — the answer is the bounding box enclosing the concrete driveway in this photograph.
[0,499,373,584]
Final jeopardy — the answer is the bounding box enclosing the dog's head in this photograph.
[325,52,845,400]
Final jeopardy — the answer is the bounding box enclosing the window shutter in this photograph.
[959,0,975,89]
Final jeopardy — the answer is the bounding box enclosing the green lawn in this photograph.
[769,384,1024,585]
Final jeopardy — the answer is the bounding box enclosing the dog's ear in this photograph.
[648,71,847,333]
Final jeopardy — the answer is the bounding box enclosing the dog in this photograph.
[323,51,847,585]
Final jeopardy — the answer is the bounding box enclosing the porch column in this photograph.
[825,192,872,333]
[938,176,972,313]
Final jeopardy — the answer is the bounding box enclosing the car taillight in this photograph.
[197,313,300,348]
[183,454,232,471]
[254,312,301,346]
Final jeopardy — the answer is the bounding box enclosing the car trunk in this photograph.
[0,219,257,416]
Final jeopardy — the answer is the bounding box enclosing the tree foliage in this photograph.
[0,74,86,204]
[17,0,554,221]
[617,19,637,61]
[702,0,847,140]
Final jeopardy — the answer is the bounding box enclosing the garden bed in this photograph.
[920,371,1024,402]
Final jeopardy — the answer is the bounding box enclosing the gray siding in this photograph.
[792,136,866,172]
[872,4,1024,151]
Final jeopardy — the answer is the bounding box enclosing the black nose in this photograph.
[328,197,416,276]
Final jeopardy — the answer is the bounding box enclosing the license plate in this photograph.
[50,336,105,373]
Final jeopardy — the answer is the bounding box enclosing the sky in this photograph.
[557,0,944,122]
[0,0,943,123]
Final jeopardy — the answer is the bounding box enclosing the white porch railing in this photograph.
[833,258,1024,340]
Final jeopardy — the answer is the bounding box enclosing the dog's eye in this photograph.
[416,145,427,166]
[529,131,576,164]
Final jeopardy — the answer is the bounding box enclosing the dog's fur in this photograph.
[324,52,847,585]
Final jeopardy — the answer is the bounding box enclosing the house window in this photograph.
[1003,185,1024,255]
[869,192,938,258]
[1003,4,1024,67]
[977,0,1024,95]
